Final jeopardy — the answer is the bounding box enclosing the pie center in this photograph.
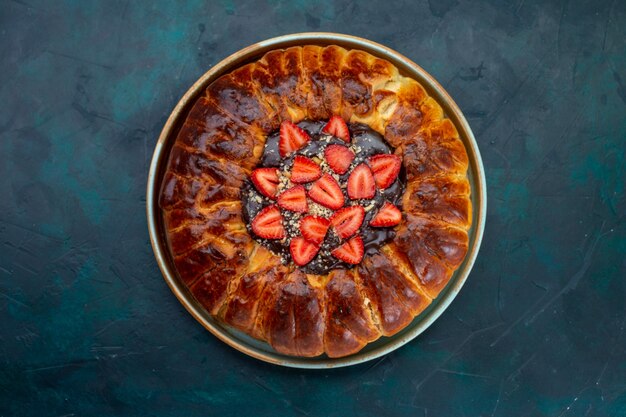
[241,116,405,274]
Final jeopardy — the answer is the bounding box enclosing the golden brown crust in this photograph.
[390,212,469,298]
[186,227,255,315]
[397,119,469,181]
[221,258,288,335]
[159,45,472,358]
[260,270,326,357]
[301,45,330,121]
[313,46,347,120]
[181,98,264,168]
[403,175,472,229]
[159,171,203,211]
[357,253,431,336]
[205,65,278,133]
[323,269,381,358]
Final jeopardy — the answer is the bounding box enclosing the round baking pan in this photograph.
[146,32,487,368]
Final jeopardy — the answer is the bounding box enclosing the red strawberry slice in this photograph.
[279,120,310,157]
[370,202,402,227]
[300,216,330,244]
[324,144,355,175]
[331,235,364,265]
[308,174,344,210]
[322,115,350,142]
[277,185,308,213]
[330,205,365,239]
[250,167,279,199]
[347,163,376,200]
[291,155,321,183]
[369,154,401,189]
[251,205,285,239]
[290,236,320,266]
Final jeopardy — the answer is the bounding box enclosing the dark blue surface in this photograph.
[1,1,625,416]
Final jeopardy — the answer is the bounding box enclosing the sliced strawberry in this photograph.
[279,120,310,157]
[251,205,285,239]
[300,216,330,244]
[331,235,364,265]
[370,202,402,227]
[308,174,344,210]
[369,154,401,189]
[290,236,320,266]
[347,163,376,200]
[324,144,355,175]
[322,115,350,142]
[277,185,308,213]
[291,155,321,183]
[250,167,279,199]
[330,205,365,239]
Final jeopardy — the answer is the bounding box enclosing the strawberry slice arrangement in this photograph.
[245,117,404,269]
[250,168,279,199]
[330,206,365,239]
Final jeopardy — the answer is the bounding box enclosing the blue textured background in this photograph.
[1,1,625,416]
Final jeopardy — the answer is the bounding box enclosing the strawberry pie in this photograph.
[160,45,472,358]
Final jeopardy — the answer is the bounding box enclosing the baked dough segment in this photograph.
[165,201,245,261]
[357,253,431,336]
[193,152,249,190]
[383,79,429,147]
[161,196,249,294]
[338,49,375,121]
[187,233,254,315]
[403,174,472,230]
[384,242,450,300]
[159,171,204,211]
[164,144,247,191]
[160,167,240,214]
[164,207,205,231]
[341,50,402,134]
[300,45,331,121]
[259,269,326,357]
[323,269,381,358]
[189,242,250,316]
[170,202,253,309]
[277,46,312,122]
[311,45,349,120]
[173,223,251,290]
[246,49,304,123]
[220,248,287,336]
[185,96,255,138]
[398,119,469,181]
[388,215,469,299]
[205,63,278,134]
[181,98,264,170]
[403,214,469,268]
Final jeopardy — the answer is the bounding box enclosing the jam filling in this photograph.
[241,117,405,275]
